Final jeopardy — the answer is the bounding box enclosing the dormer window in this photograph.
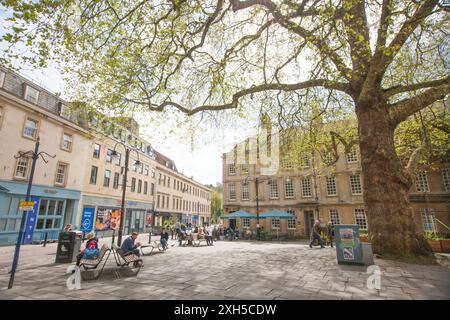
[24,85,40,104]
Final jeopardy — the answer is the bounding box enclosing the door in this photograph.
[304,210,315,237]
[229,219,236,230]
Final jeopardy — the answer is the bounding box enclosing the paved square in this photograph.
[0,236,449,300]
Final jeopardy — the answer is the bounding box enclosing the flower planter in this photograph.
[440,239,450,253]
[427,239,443,252]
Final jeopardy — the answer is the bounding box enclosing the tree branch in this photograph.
[384,75,450,97]
[389,82,450,126]
[127,79,350,115]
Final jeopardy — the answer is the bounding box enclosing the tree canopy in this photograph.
[1,0,448,118]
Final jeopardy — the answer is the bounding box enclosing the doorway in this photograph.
[304,210,315,236]
[229,219,236,230]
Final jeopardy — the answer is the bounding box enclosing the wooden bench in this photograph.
[79,244,111,280]
[192,234,208,247]
[112,244,143,275]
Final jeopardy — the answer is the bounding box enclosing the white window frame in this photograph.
[301,177,312,197]
[421,208,436,232]
[93,143,101,158]
[61,132,73,152]
[228,163,236,175]
[55,162,69,186]
[287,210,296,229]
[301,155,311,168]
[229,183,236,201]
[443,169,450,192]
[242,183,250,200]
[24,85,40,104]
[271,218,280,230]
[269,179,279,199]
[106,149,113,163]
[14,155,30,180]
[103,169,111,187]
[23,117,39,139]
[326,175,338,196]
[284,178,294,198]
[329,209,340,225]
[415,171,430,192]
[355,209,368,231]
[346,148,358,163]
[350,174,362,195]
[242,218,250,228]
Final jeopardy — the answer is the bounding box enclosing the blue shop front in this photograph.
[0,180,81,246]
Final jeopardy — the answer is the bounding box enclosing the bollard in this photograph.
[148,231,152,244]
[43,232,48,247]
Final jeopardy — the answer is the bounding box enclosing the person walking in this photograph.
[309,220,324,248]
[160,228,169,251]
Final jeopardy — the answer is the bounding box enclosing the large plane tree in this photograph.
[1,0,449,258]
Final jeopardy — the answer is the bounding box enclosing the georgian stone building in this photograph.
[0,66,211,245]
[222,131,450,238]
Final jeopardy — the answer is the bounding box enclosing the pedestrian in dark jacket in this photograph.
[309,220,324,248]
[160,228,169,250]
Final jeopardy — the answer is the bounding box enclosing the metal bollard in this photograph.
[43,232,48,247]
[148,231,152,244]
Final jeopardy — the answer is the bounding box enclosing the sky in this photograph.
[15,65,251,186]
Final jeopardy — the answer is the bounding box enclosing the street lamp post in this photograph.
[244,176,265,241]
[255,177,260,241]
[111,142,141,247]
[117,148,130,247]
[8,137,55,289]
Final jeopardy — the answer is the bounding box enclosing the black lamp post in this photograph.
[111,142,142,247]
[8,137,55,289]
[244,176,271,241]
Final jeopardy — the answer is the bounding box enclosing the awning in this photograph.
[259,210,295,219]
[222,210,255,219]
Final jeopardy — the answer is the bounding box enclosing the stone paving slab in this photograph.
[0,238,449,300]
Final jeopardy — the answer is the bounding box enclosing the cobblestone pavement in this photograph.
[0,236,449,300]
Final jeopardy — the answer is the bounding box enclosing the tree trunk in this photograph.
[355,93,430,258]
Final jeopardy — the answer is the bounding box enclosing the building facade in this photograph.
[222,136,450,238]
[0,66,211,245]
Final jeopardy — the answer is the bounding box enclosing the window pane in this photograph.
[36,218,45,230]
[53,218,62,229]
[0,219,7,231]
[45,219,53,229]
[93,144,101,158]
[15,157,29,178]
[56,201,64,215]
[38,199,47,215]
[90,166,98,184]
[23,118,38,138]
[47,200,56,215]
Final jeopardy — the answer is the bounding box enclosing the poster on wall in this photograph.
[95,208,121,231]
[145,212,153,227]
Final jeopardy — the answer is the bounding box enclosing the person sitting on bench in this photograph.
[121,232,141,257]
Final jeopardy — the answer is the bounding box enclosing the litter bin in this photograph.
[55,232,81,263]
